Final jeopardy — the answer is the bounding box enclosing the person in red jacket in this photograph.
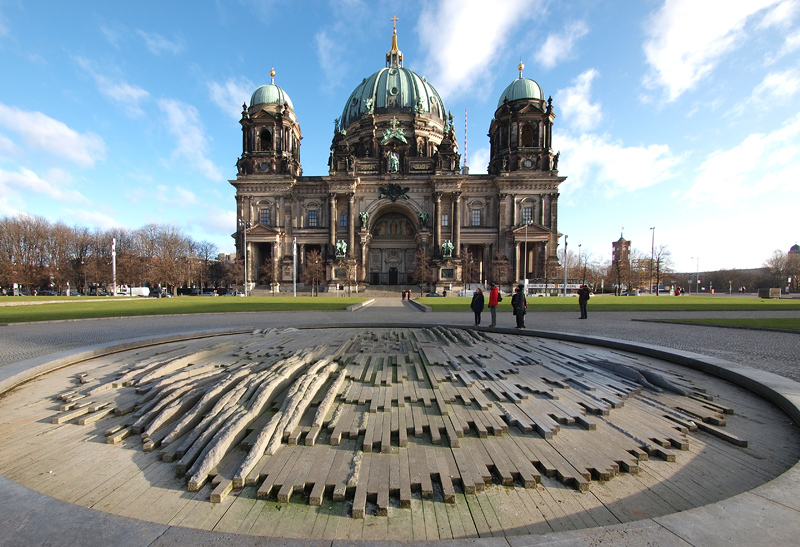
[488,283,500,327]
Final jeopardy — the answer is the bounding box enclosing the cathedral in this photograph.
[230,23,565,292]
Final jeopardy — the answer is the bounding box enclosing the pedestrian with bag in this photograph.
[488,283,501,327]
[511,284,527,329]
[578,284,591,319]
[470,287,485,326]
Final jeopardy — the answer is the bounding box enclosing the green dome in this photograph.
[250,83,294,111]
[497,77,544,109]
[340,66,446,130]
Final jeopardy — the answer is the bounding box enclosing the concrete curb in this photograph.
[1,323,798,546]
[347,299,375,311]
[408,299,431,312]
[632,317,800,335]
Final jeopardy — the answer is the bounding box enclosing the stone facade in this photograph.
[230,28,565,290]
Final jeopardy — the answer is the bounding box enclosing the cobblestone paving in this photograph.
[1,302,799,382]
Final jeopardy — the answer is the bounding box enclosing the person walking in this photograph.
[488,283,501,327]
[578,284,591,319]
[471,287,485,326]
[511,284,527,329]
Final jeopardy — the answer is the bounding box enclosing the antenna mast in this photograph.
[462,108,469,175]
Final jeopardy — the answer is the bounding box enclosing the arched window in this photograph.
[259,128,272,151]
[521,124,534,147]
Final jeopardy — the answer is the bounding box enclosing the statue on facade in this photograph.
[442,239,454,258]
[359,211,369,227]
[552,151,560,170]
[419,211,429,227]
[335,240,347,258]
[364,97,374,115]
[334,117,340,134]
[388,150,400,173]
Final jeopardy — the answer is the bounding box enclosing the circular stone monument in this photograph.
[0,326,798,539]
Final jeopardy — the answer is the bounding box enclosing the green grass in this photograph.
[660,318,800,331]
[0,296,367,323]
[419,294,800,312]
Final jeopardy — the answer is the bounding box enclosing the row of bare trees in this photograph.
[0,215,238,295]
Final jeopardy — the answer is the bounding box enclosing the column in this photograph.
[534,196,542,225]
[348,193,355,258]
[452,192,461,256]
[515,242,521,281]
[483,244,491,284]
[329,193,337,255]
[273,240,280,284]
[544,194,552,228]
[512,196,519,227]
[434,192,442,252]
[550,193,558,235]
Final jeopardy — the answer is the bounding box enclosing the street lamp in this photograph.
[563,235,568,296]
[238,220,251,297]
[650,227,655,296]
[577,244,581,284]
[691,256,699,294]
[523,220,533,292]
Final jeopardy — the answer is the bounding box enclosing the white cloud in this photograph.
[643,0,781,101]
[536,20,589,70]
[557,133,679,195]
[208,77,255,120]
[62,208,125,231]
[555,69,602,133]
[189,204,236,238]
[417,0,542,99]
[156,184,198,206]
[136,30,185,55]
[75,56,149,117]
[468,147,490,174]
[754,68,800,100]
[0,133,20,156]
[0,166,88,210]
[158,98,222,181]
[757,0,799,28]
[729,68,800,116]
[687,113,800,204]
[0,103,106,167]
[315,30,345,90]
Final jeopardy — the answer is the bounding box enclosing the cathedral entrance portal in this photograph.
[368,211,417,285]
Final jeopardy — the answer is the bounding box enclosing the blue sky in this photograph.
[1,0,798,272]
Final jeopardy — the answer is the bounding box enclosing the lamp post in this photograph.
[691,256,699,294]
[239,220,251,297]
[112,237,117,297]
[292,237,297,298]
[563,235,568,296]
[523,220,533,293]
[649,227,655,295]
[577,244,582,284]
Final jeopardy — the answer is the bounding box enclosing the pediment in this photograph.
[509,222,550,236]
[246,224,281,237]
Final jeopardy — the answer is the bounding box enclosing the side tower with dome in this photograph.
[230,23,565,293]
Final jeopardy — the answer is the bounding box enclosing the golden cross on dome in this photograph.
[390,117,399,130]
[391,15,398,33]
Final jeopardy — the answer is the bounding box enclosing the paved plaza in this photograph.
[1,298,799,546]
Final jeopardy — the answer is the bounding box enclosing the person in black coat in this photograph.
[511,284,528,329]
[470,287,485,326]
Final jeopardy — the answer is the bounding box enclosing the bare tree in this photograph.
[410,246,435,295]
[258,257,274,286]
[764,250,787,288]
[195,240,218,289]
[460,245,479,289]
[492,253,512,285]
[301,249,325,296]
[652,245,674,295]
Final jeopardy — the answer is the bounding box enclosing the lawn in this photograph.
[659,317,800,331]
[0,296,367,323]
[419,294,800,312]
